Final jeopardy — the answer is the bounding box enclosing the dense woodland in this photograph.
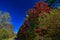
[17,0,60,40]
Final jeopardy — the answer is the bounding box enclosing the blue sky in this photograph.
[0,0,60,33]
[0,0,40,33]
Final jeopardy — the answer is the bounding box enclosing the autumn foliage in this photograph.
[17,0,60,40]
[30,0,51,14]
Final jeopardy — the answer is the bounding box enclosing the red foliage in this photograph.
[35,28,40,33]
[32,0,51,14]
[34,28,42,33]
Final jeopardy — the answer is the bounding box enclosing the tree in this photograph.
[0,11,13,31]
[26,4,60,40]
[2,12,11,25]
[0,28,9,40]
[17,0,60,40]
[46,9,60,40]
[0,11,14,39]
[45,0,60,8]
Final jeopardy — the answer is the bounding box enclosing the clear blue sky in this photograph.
[0,0,60,33]
[0,0,40,33]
